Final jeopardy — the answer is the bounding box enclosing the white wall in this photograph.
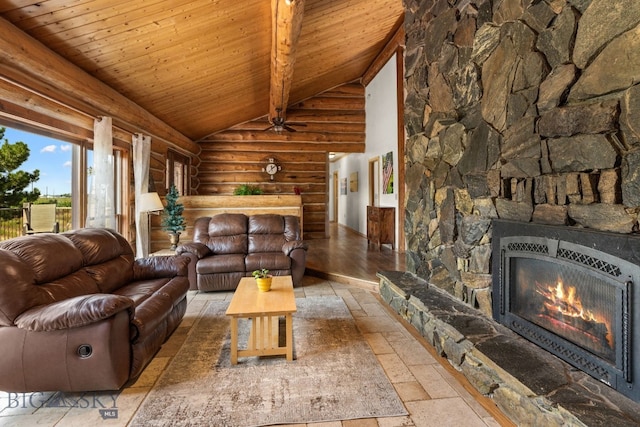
[329,55,399,244]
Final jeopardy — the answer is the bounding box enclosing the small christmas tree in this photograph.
[161,185,186,234]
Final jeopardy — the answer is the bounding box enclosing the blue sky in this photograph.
[2,126,72,196]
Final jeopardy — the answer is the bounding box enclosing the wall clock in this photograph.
[262,157,281,180]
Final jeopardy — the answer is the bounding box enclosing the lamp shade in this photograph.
[139,192,164,213]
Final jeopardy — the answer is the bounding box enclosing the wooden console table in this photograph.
[367,206,395,250]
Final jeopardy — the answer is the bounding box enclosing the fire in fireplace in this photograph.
[513,257,617,363]
[492,220,639,403]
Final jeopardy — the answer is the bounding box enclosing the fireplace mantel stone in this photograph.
[378,271,640,426]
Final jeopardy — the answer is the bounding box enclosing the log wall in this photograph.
[196,83,366,239]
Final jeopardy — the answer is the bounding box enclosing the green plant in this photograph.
[233,184,263,195]
[252,268,270,279]
[0,127,41,208]
[161,185,186,233]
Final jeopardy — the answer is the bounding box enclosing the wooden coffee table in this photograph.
[225,275,297,364]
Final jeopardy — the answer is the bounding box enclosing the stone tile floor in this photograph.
[0,276,510,426]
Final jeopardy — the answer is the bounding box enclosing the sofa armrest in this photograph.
[282,240,308,256]
[176,242,211,259]
[14,294,134,332]
[133,255,191,279]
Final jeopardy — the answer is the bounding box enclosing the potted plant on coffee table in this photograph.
[252,268,272,292]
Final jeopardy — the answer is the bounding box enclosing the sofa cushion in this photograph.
[0,249,53,326]
[85,256,134,293]
[248,234,286,253]
[158,278,190,308]
[113,280,168,307]
[197,254,246,274]
[249,214,285,234]
[40,270,100,301]
[194,214,248,254]
[0,234,83,283]
[14,294,134,332]
[248,215,287,253]
[207,234,248,255]
[113,276,188,308]
[245,252,291,271]
[64,228,128,266]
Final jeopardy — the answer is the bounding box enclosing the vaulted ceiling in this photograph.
[0,0,404,142]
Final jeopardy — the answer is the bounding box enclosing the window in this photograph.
[166,149,189,195]
[82,145,128,231]
[1,125,127,233]
[82,144,128,231]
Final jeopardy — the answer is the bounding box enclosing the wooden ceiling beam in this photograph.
[203,140,366,153]
[269,0,306,122]
[362,15,405,86]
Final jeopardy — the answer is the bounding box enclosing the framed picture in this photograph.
[340,178,347,195]
[349,172,358,192]
[382,151,393,194]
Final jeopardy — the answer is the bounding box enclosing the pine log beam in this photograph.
[269,0,306,122]
[207,130,364,143]
[362,15,405,86]
[0,97,92,142]
[199,140,365,153]
[227,120,365,133]
[0,17,198,154]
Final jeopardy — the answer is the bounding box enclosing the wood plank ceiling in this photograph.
[0,0,404,143]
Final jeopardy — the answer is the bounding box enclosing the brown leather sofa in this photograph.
[176,213,307,291]
[0,228,190,392]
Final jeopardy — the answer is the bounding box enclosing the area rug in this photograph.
[131,296,407,426]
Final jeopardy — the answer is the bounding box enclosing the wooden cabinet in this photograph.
[367,206,395,250]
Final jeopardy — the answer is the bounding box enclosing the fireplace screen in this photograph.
[511,257,618,364]
[492,220,639,403]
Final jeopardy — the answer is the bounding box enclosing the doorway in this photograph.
[332,171,339,222]
[369,157,380,207]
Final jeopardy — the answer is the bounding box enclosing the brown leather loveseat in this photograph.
[176,213,307,291]
[0,228,190,392]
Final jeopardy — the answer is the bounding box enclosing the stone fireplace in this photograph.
[400,0,640,423]
[404,0,640,321]
[492,219,640,403]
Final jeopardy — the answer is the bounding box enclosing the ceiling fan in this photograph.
[265,108,307,133]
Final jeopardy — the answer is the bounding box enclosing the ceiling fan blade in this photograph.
[288,122,307,127]
[264,124,275,131]
[284,124,297,132]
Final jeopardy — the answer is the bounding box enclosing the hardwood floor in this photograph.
[305,222,406,289]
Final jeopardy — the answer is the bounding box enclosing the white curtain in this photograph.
[86,116,116,228]
[133,133,152,258]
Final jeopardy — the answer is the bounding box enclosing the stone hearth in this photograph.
[378,271,640,427]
